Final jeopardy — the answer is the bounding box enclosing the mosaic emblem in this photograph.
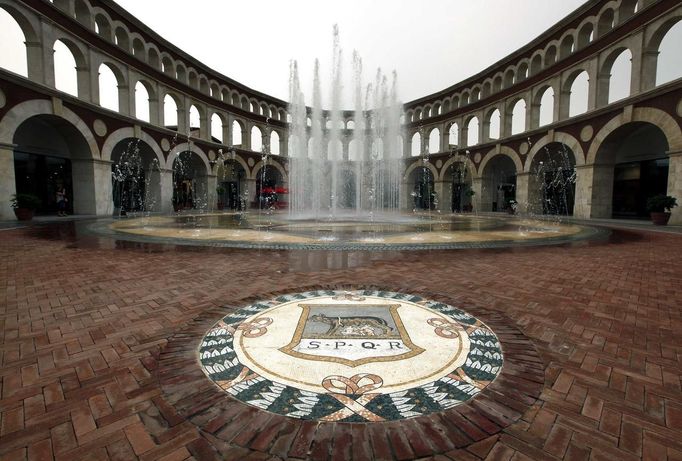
[199,290,503,422]
[280,303,424,366]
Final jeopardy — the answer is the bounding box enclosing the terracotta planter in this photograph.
[13,208,34,221]
[650,211,671,226]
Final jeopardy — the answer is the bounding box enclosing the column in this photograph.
[667,151,682,225]
[0,145,17,220]
[470,177,483,212]
[159,168,174,213]
[206,174,218,209]
[71,158,113,215]
[246,178,257,208]
[435,180,453,213]
[515,172,531,214]
[573,163,614,219]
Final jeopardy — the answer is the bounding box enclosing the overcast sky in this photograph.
[115,0,587,105]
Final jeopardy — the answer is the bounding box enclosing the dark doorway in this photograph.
[612,158,669,218]
[14,152,73,215]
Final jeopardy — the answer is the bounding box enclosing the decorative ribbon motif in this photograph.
[427,318,462,339]
[322,373,383,395]
[236,317,273,337]
[321,374,385,422]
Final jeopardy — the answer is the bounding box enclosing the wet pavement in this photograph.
[1,217,681,460]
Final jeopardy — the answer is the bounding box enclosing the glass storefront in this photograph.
[14,151,73,215]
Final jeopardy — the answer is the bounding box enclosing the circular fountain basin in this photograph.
[98,211,606,250]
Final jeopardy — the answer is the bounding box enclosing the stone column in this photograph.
[515,172,531,214]
[71,158,113,215]
[0,145,17,220]
[471,177,483,212]
[159,168,174,213]
[480,174,494,212]
[26,41,46,85]
[667,151,682,225]
[206,173,218,209]
[573,163,614,219]
[246,178,257,208]
[435,180,453,213]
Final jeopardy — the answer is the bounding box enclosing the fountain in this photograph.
[288,26,403,220]
[96,27,605,251]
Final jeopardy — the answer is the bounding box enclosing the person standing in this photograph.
[56,185,68,216]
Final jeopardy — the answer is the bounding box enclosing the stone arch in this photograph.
[161,53,174,76]
[403,159,438,182]
[228,154,251,179]
[597,6,616,38]
[517,61,530,82]
[252,159,288,183]
[485,106,502,140]
[176,62,187,83]
[560,32,576,59]
[0,99,99,158]
[199,75,209,94]
[93,9,113,40]
[503,68,515,88]
[479,146,523,176]
[101,127,163,164]
[166,142,210,173]
[73,0,93,28]
[526,132,585,172]
[0,1,40,44]
[113,23,131,51]
[131,34,146,60]
[544,43,558,67]
[587,107,682,164]
[439,155,477,181]
[147,44,161,70]
[577,19,595,49]
[530,52,543,75]
[188,68,199,89]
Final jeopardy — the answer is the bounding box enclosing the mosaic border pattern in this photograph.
[197,290,503,422]
[155,285,546,458]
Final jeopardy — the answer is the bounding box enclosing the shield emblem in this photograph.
[279,303,425,367]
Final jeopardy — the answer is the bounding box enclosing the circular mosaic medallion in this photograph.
[198,290,503,422]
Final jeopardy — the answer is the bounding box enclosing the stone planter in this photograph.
[650,211,671,226]
[13,208,34,221]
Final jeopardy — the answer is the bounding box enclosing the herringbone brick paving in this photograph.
[0,222,681,460]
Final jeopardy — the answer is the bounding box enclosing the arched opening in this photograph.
[370,139,383,160]
[98,63,119,112]
[578,23,594,48]
[232,120,244,145]
[531,54,542,75]
[0,9,28,76]
[94,14,112,39]
[597,9,615,38]
[270,131,281,155]
[13,115,94,215]
[529,143,576,215]
[410,132,421,157]
[607,49,632,103]
[597,122,669,219]
[172,151,208,210]
[255,165,284,209]
[189,105,201,136]
[210,114,223,143]
[444,162,473,213]
[511,99,527,135]
[53,40,78,96]
[408,167,435,210]
[162,56,174,76]
[217,159,247,210]
[448,123,459,146]
[428,128,440,154]
[569,71,589,117]
[114,27,129,51]
[560,35,575,59]
[488,109,501,140]
[656,20,682,86]
[348,139,361,161]
[148,48,160,70]
[132,38,145,59]
[538,87,554,127]
[467,117,479,146]
[74,0,91,27]
[111,138,162,214]
[134,81,150,122]
[163,94,179,129]
[482,155,517,212]
[544,46,557,67]
[251,126,263,152]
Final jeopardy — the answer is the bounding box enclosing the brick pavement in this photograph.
[1,222,681,460]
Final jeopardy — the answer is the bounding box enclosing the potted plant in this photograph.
[216,186,225,210]
[646,195,677,225]
[11,193,41,221]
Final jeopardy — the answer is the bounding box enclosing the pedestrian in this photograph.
[56,185,68,216]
